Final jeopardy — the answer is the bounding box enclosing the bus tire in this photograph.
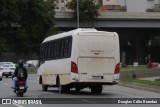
[76,87,81,92]
[58,85,64,93]
[39,76,42,84]
[57,78,69,93]
[64,85,70,93]
[42,84,48,91]
[91,85,102,94]
[57,77,63,93]
[59,85,70,93]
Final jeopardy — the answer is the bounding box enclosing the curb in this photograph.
[118,81,160,93]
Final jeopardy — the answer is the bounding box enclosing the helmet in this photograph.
[18,59,24,67]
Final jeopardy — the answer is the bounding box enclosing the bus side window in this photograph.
[44,43,49,60]
[40,44,45,61]
[41,36,72,61]
[51,41,55,59]
[55,40,61,59]
[48,42,53,60]
[63,36,72,58]
[54,41,57,59]
[60,39,65,58]
[67,37,72,57]
[64,38,69,58]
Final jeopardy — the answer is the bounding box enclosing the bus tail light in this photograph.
[71,61,78,73]
[114,63,120,74]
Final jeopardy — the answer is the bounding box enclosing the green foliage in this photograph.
[155,78,160,81]
[120,67,147,72]
[66,0,100,19]
[0,37,9,52]
[146,9,155,12]
[0,0,56,53]
[146,8,160,12]
[121,78,160,86]
[151,35,160,46]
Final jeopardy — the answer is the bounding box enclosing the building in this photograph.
[99,0,160,12]
[54,0,72,12]
[117,0,160,12]
[101,0,117,5]
[98,0,126,12]
[54,0,101,12]
[54,0,160,12]
[54,0,126,12]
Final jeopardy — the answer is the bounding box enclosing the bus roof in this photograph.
[42,28,97,43]
[42,28,116,43]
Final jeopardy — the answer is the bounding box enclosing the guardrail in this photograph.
[120,68,160,78]
[55,11,160,19]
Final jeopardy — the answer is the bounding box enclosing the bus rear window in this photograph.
[78,34,116,51]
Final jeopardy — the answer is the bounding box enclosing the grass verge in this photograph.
[120,67,147,72]
[155,78,160,81]
[120,78,160,86]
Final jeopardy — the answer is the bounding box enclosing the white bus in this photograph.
[37,28,120,94]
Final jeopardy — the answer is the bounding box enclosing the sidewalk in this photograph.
[139,76,160,81]
[119,80,160,93]
[119,76,160,93]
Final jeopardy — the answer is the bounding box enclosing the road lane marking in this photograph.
[81,99,97,104]
[13,104,25,107]
[2,82,9,86]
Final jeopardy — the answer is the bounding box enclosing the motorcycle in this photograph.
[14,78,27,97]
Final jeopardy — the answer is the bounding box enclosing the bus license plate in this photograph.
[92,76,101,80]
[19,86,24,89]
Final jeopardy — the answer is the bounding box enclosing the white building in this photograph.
[117,0,160,12]
[55,0,72,12]
[101,0,117,5]
[54,0,122,12]
[54,0,160,12]
[54,0,102,12]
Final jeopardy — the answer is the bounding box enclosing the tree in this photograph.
[0,0,21,52]
[146,8,160,12]
[66,0,100,19]
[16,0,56,52]
[0,0,56,53]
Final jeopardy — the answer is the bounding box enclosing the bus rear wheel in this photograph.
[58,82,70,93]
[91,85,102,94]
[58,85,65,93]
[42,84,48,91]
[58,84,70,93]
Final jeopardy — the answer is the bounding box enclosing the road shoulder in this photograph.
[119,80,160,93]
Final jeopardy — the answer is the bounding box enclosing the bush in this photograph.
[155,78,160,81]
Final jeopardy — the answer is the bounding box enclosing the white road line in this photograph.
[13,104,25,107]
[3,82,9,86]
[81,99,97,104]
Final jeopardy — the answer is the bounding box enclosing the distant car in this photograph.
[26,60,39,67]
[24,63,37,73]
[0,64,16,78]
[0,71,2,81]
[24,63,35,68]
[0,62,13,67]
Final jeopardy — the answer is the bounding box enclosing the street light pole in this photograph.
[124,0,126,6]
[77,0,79,28]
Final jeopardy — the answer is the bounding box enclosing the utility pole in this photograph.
[124,0,126,6]
[124,0,127,11]
[77,0,79,28]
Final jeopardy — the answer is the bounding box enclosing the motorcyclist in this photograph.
[12,60,28,89]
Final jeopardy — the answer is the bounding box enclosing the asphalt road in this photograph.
[0,74,160,107]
